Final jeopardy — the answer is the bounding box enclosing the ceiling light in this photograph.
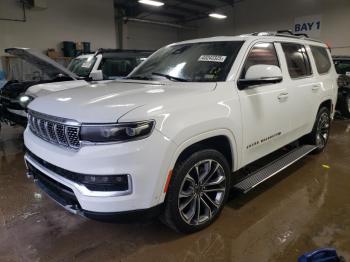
[138,0,164,7]
[209,13,227,19]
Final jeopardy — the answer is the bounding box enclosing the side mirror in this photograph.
[89,70,103,81]
[238,65,283,89]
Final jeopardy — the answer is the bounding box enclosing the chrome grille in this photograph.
[66,127,80,148]
[28,111,81,149]
[56,124,68,146]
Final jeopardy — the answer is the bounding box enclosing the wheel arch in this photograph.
[319,99,333,113]
[158,129,238,205]
[174,135,234,171]
[171,130,238,172]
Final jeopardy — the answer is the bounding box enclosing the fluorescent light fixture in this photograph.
[209,13,227,19]
[138,0,164,7]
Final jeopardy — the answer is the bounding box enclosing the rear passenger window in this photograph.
[281,43,312,79]
[241,42,279,78]
[311,46,331,74]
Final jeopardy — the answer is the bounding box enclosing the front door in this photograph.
[238,42,291,166]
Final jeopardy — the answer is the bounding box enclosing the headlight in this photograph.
[80,120,155,143]
[18,94,34,108]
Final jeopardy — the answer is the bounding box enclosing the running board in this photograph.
[233,145,317,193]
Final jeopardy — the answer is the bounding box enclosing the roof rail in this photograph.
[251,30,322,43]
[276,30,309,38]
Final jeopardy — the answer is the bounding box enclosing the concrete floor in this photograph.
[0,120,349,262]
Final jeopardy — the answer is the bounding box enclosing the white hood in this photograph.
[28,80,217,123]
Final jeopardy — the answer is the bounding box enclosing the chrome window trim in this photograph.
[279,42,314,80]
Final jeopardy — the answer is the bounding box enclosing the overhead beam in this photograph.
[124,17,197,30]
[162,4,202,16]
[139,9,185,19]
[216,0,234,6]
[215,0,244,7]
[181,14,210,23]
[180,0,215,10]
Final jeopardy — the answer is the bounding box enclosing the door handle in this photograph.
[312,84,321,91]
[278,92,289,101]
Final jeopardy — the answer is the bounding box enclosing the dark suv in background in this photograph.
[333,56,350,118]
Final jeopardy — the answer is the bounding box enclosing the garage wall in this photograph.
[120,21,180,50]
[181,0,350,55]
[0,0,116,57]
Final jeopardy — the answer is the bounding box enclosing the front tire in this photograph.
[305,107,331,154]
[162,149,230,233]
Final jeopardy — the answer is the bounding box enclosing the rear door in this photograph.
[279,42,318,140]
[309,45,336,115]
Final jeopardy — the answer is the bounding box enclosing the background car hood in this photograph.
[28,80,217,123]
[5,48,78,80]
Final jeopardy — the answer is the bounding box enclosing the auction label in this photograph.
[198,55,227,63]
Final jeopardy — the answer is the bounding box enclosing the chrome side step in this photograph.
[233,145,317,193]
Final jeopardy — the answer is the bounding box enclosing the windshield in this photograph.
[334,60,350,75]
[128,41,244,82]
[68,56,97,77]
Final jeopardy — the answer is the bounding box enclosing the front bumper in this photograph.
[24,127,176,214]
[25,158,163,220]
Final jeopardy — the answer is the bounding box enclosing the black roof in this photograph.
[94,49,154,59]
[95,48,154,55]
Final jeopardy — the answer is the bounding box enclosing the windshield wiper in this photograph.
[152,72,188,82]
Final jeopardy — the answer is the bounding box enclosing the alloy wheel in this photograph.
[316,112,330,149]
[178,159,226,226]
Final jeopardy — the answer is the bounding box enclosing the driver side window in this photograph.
[241,42,280,79]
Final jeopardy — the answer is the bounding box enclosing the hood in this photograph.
[25,80,89,97]
[5,48,78,80]
[28,80,217,123]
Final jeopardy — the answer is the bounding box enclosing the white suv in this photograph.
[24,32,338,233]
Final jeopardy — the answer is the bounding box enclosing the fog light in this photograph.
[80,174,129,192]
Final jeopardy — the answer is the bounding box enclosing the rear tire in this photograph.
[161,149,230,233]
[304,107,331,154]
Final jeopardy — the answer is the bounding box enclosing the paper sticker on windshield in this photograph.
[82,62,92,68]
[198,55,227,63]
